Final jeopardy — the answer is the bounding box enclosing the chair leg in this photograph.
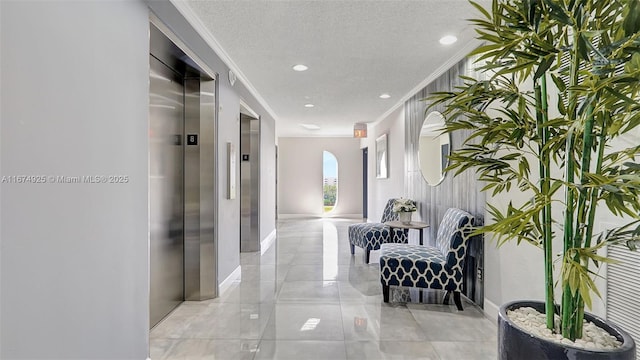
[350,243,355,255]
[382,283,390,303]
[443,291,451,305]
[453,291,463,311]
[364,250,370,264]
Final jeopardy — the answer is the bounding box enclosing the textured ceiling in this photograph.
[181,0,490,137]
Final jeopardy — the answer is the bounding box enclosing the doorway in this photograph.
[149,22,218,328]
[362,147,368,219]
[240,108,260,252]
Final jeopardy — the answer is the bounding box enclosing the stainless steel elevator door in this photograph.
[149,55,185,328]
[240,115,260,252]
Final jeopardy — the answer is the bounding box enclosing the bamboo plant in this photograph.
[430,0,640,340]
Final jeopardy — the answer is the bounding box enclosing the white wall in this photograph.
[217,83,243,282]
[483,195,547,319]
[1,1,150,358]
[0,1,279,358]
[259,116,277,240]
[278,137,362,216]
[479,74,553,318]
[362,107,406,222]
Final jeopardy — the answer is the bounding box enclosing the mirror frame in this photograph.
[418,111,450,186]
[376,133,388,179]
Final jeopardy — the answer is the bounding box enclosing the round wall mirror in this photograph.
[418,111,450,186]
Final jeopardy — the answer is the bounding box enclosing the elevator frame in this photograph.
[149,16,219,327]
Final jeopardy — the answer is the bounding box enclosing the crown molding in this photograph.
[169,0,279,123]
[372,37,481,127]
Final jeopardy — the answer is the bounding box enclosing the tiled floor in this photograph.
[150,218,498,359]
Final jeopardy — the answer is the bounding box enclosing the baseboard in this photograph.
[484,298,500,324]
[277,214,318,219]
[219,265,241,296]
[278,213,364,219]
[261,229,276,255]
[323,213,362,219]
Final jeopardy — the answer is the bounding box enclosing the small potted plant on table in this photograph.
[393,198,417,224]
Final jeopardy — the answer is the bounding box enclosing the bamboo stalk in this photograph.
[572,104,595,337]
[561,25,582,340]
[572,111,607,337]
[561,135,577,338]
[584,112,606,248]
[575,106,595,248]
[535,73,555,330]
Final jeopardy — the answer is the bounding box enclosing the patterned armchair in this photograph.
[348,198,408,264]
[379,208,474,310]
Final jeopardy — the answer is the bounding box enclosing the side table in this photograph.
[384,221,430,245]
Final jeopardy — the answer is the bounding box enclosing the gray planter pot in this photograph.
[498,300,636,360]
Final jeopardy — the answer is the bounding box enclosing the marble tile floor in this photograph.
[150,218,498,359]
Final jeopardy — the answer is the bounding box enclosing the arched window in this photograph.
[323,151,338,213]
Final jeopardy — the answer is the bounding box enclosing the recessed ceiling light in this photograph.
[379,93,391,99]
[439,35,458,45]
[300,124,320,130]
[304,103,314,108]
[293,64,308,71]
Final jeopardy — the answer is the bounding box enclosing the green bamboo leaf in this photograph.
[551,73,567,92]
[558,95,567,115]
[588,275,603,300]
[543,0,571,24]
[568,265,579,294]
[481,183,497,192]
[470,0,492,19]
[623,162,640,170]
[608,119,624,135]
[496,60,538,76]
[550,180,563,194]
[627,53,640,72]
[584,173,610,184]
[606,87,637,105]
[513,50,542,61]
[602,184,621,193]
[623,0,640,36]
[475,33,504,45]
[585,252,620,264]
[581,34,607,63]
[582,31,605,39]
[534,56,555,80]
[580,278,593,309]
[468,44,504,57]
[577,33,591,63]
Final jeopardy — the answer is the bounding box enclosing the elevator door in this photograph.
[240,114,260,252]
[149,55,185,328]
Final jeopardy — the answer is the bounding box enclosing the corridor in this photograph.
[150,218,497,359]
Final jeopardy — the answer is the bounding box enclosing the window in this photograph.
[323,151,338,213]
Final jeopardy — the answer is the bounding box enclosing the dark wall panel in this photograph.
[404,58,486,306]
